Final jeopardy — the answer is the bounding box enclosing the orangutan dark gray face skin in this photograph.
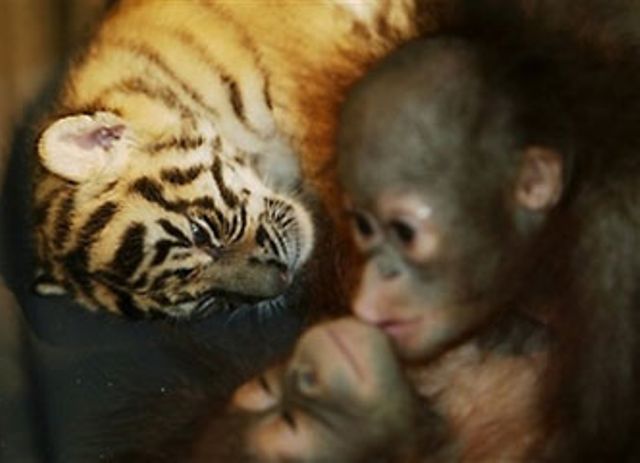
[232,317,417,463]
[337,38,563,362]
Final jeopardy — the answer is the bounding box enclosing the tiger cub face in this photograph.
[34,111,314,318]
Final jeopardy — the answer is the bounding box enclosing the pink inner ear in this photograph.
[65,124,126,151]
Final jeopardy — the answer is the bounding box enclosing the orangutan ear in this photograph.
[38,112,133,183]
[514,146,563,211]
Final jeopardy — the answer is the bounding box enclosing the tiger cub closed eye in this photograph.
[31,1,418,318]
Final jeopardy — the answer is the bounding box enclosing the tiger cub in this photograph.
[33,0,420,319]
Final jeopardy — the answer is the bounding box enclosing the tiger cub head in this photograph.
[34,111,314,318]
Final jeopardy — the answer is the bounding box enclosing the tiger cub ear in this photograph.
[38,112,133,183]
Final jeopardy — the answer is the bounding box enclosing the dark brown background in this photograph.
[1,3,109,462]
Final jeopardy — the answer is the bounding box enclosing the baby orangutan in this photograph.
[228,319,544,463]
[204,317,439,463]
[336,9,640,462]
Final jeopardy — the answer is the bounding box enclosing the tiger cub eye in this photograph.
[189,220,210,247]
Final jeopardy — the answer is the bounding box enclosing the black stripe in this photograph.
[150,269,176,292]
[158,219,190,245]
[106,38,220,119]
[270,226,288,258]
[211,157,239,208]
[172,29,228,76]
[276,210,295,228]
[192,196,215,210]
[213,208,227,236]
[225,78,246,123]
[174,267,195,280]
[59,202,118,304]
[280,216,295,229]
[148,136,205,154]
[93,270,128,290]
[207,3,272,117]
[261,203,288,255]
[228,213,239,240]
[264,199,293,230]
[77,201,119,244]
[234,205,247,242]
[112,77,196,122]
[63,248,92,294]
[54,103,122,120]
[160,165,204,185]
[110,223,147,279]
[151,239,187,266]
[263,73,273,110]
[152,240,173,266]
[172,29,253,128]
[123,77,194,120]
[150,294,171,307]
[255,224,279,257]
[227,205,247,243]
[266,198,293,223]
[149,268,195,292]
[100,181,119,195]
[113,289,145,319]
[202,215,222,241]
[133,273,148,290]
[130,177,188,213]
[53,192,76,249]
[34,187,65,226]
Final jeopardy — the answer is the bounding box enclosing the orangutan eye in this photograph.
[295,366,319,397]
[347,209,380,250]
[389,219,415,245]
[386,214,439,263]
[353,211,375,238]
